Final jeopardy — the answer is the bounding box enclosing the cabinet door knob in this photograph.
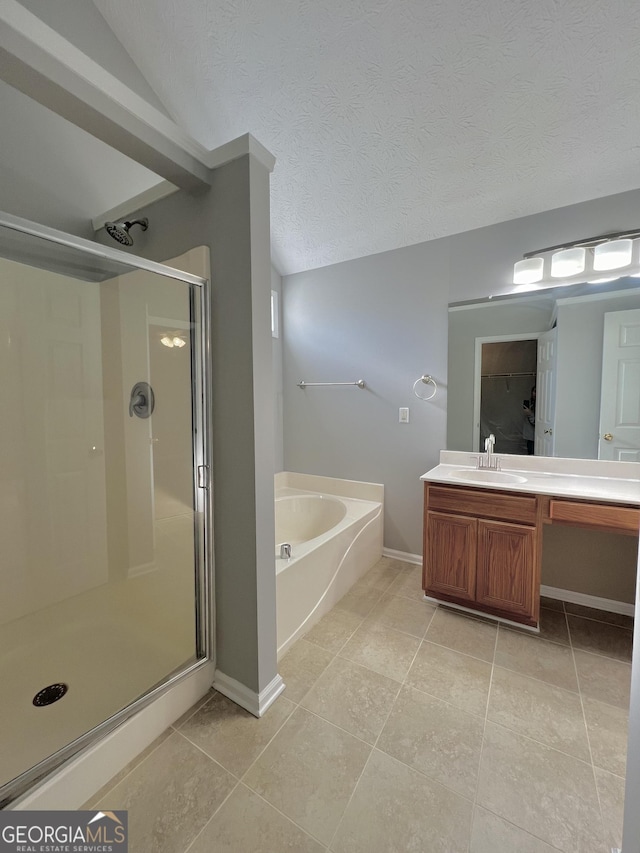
[603,433,613,441]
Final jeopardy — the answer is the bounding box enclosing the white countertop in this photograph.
[421,451,640,507]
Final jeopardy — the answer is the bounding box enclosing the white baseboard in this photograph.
[541,585,635,617]
[424,595,540,633]
[213,670,285,718]
[382,547,422,566]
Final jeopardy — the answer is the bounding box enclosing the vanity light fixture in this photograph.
[513,257,544,285]
[593,238,633,270]
[550,247,586,278]
[512,228,640,290]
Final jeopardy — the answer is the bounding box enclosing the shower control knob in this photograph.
[603,433,613,441]
[129,381,155,418]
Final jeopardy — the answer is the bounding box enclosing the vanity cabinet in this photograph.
[423,484,541,626]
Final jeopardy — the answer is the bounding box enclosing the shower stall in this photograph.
[0,213,213,807]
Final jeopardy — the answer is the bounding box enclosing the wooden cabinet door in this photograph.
[475,519,536,619]
[425,511,477,602]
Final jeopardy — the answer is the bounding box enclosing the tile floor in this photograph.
[85,558,632,853]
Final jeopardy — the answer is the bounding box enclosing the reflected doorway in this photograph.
[474,336,538,455]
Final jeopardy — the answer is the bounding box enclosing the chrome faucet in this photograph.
[478,434,500,470]
[279,543,292,559]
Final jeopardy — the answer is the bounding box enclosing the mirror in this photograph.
[447,278,640,461]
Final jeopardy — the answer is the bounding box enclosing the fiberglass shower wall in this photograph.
[0,228,210,805]
[0,255,108,623]
[100,265,196,580]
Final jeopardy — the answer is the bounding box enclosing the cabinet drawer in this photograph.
[427,485,537,524]
[549,500,640,534]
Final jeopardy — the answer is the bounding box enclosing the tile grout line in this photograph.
[237,701,300,782]
[468,603,613,769]
[565,600,609,848]
[181,779,241,853]
[188,574,605,852]
[180,696,323,851]
[234,783,330,849]
[490,660,581,696]
[470,610,603,853]
[173,728,242,780]
[424,634,502,665]
[239,563,405,850]
[466,619,500,853]
[87,723,193,808]
[482,717,601,771]
[235,583,394,790]
[280,567,404,710]
[563,609,634,631]
[296,702,396,749]
[330,582,401,660]
[474,803,566,853]
[325,599,429,852]
[284,639,340,703]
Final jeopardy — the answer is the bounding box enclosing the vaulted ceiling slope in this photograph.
[92,0,640,274]
[0,1,166,238]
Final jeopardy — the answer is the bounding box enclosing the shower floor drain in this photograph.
[33,683,68,707]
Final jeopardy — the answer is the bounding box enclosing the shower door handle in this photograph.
[129,381,155,418]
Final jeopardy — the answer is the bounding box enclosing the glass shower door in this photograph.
[0,220,211,806]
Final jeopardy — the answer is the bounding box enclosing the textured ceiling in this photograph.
[93,0,640,275]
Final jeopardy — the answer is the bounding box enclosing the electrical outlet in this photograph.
[399,407,409,423]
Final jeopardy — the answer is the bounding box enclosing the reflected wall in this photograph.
[448,282,640,460]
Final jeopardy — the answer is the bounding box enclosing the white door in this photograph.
[599,308,640,461]
[535,328,557,457]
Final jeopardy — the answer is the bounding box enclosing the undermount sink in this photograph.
[450,469,528,485]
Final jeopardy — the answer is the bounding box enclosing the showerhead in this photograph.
[104,218,148,246]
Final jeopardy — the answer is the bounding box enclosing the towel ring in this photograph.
[413,374,437,401]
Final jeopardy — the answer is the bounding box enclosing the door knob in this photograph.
[543,428,553,435]
[603,433,613,441]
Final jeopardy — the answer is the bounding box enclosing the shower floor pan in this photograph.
[0,525,197,794]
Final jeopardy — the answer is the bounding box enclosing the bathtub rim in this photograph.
[275,493,348,549]
[274,488,382,570]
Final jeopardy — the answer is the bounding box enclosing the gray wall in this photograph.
[542,527,638,605]
[283,186,640,564]
[271,266,284,472]
[97,155,278,695]
[284,239,450,555]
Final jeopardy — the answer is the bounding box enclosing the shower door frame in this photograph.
[0,211,214,808]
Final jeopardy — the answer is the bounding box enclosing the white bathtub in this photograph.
[275,473,383,658]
